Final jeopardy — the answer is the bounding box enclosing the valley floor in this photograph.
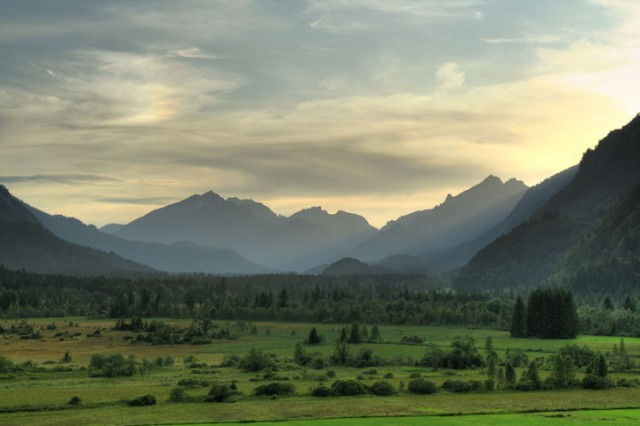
[1,319,639,425]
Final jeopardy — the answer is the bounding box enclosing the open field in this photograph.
[1,318,640,425]
[185,409,640,426]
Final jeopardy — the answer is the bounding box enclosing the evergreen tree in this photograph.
[497,367,505,388]
[278,289,289,309]
[293,343,309,365]
[524,361,541,389]
[348,322,361,344]
[332,341,349,365]
[370,324,381,341]
[551,355,575,389]
[526,287,578,338]
[510,296,527,337]
[307,327,322,345]
[596,354,608,378]
[485,336,498,379]
[338,327,347,343]
[505,362,516,388]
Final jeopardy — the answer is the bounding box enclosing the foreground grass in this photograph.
[2,389,640,426]
[187,409,640,426]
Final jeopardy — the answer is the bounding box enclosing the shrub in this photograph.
[515,380,535,392]
[400,335,424,344]
[205,382,236,402]
[409,372,422,379]
[484,379,495,391]
[442,380,472,393]
[384,372,394,379]
[169,387,186,402]
[408,379,436,395]
[239,348,273,372]
[67,396,82,406]
[128,394,156,406]
[311,385,331,397]
[253,382,295,397]
[330,380,366,396]
[370,381,395,396]
[582,374,611,390]
[220,355,240,368]
[88,353,136,378]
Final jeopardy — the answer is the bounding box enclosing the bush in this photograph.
[239,348,273,372]
[89,353,136,378]
[128,394,156,406]
[400,335,424,344]
[484,379,495,391]
[515,380,535,392]
[330,380,366,396]
[408,379,436,395]
[67,396,82,406]
[442,380,472,393]
[370,381,395,396]
[408,372,422,379]
[254,382,295,397]
[582,374,611,390]
[205,382,236,402]
[169,387,186,402]
[311,385,331,397]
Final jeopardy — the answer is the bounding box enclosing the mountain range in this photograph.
[0,186,153,276]
[348,175,528,262]
[2,114,638,286]
[453,114,640,292]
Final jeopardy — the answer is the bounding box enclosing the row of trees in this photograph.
[511,287,578,338]
[2,267,639,337]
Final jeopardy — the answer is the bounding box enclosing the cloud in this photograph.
[0,174,121,184]
[97,196,177,205]
[170,47,222,60]
[436,62,465,90]
[480,35,563,44]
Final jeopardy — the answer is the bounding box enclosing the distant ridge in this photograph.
[348,175,528,261]
[115,191,376,271]
[421,165,578,274]
[0,185,154,276]
[30,207,272,275]
[454,114,640,292]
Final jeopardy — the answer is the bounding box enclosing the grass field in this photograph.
[184,409,640,426]
[1,318,640,425]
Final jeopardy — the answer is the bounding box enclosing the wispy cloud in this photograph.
[436,62,465,90]
[0,174,121,184]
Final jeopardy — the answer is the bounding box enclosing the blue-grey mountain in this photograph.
[29,207,271,275]
[0,185,153,276]
[348,175,528,262]
[421,166,578,274]
[115,192,376,271]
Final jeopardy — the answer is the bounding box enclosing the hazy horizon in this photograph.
[2,1,639,228]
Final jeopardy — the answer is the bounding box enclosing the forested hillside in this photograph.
[454,115,640,292]
[548,185,640,296]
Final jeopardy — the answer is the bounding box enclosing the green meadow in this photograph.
[1,318,640,426]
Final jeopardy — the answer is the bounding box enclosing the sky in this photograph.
[1,0,639,228]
